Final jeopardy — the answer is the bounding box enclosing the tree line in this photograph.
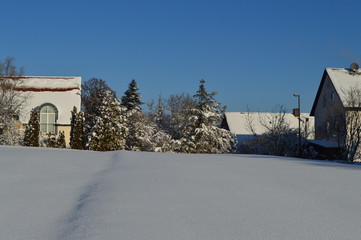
[22,78,236,153]
[0,56,235,153]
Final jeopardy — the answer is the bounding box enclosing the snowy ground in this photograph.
[1,146,361,240]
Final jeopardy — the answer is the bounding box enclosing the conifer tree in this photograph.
[46,133,56,148]
[155,94,166,129]
[179,80,236,153]
[56,131,66,148]
[87,90,127,151]
[70,106,84,149]
[125,110,157,151]
[120,79,155,151]
[82,78,116,149]
[121,79,143,111]
[23,109,40,147]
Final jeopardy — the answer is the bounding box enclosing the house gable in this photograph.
[311,68,361,116]
[310,67,361,141]
[310,69,345,116]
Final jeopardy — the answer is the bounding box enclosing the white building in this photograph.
[222,112,314,144]
[13,76,81,144]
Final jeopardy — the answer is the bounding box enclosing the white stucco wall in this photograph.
[17,77,81,125]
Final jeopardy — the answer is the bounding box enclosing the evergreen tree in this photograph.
[125,110,157,151]
[179,80,236,153]
[70,106,84,149]
[23,109,40,147]
[155,94,166,129]
[46,133,56,148]
[120,79,156,151]
[87,90,127,151]
[121,79,143,111]
[82,78,116,148]
[56,131,66,148]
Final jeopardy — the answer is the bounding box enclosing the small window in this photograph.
[331,92,336,102]
[39,104,58,134]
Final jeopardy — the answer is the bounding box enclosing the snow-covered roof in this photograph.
[326,68,361,107]
[11,76,82,124]
[310,68,361,115]
[2,76,81,91]
[224,112,314,136]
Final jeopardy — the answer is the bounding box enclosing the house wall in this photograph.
[15,76,81,148]
[20,89,81,124]
[58,125,71,147]
[313,75,344,140]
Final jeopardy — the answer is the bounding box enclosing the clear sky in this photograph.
[2,0,361,112]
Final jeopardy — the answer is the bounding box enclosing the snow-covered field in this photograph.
[1,146,361,240]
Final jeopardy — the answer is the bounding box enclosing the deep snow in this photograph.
[1,146,361,240]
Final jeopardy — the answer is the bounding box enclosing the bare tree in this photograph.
[0,57,27,145]
[242,105,316,158]
[166,93,196,139]
[245,107,257,136]
[81,78,116,116]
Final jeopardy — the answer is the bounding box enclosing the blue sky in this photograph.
[2,0,361,112]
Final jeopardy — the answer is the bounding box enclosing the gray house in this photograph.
[310,66,361,140]
[310,65,361,160]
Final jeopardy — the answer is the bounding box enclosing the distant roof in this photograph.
[1,76,81,92]
[308,139,339,148]
[224,112,314,136]
[310,68,361,115]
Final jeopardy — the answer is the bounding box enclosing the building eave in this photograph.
[310,70,327,116]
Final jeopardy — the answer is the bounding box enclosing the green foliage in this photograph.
[87,90,127,151]
[70,106,84,150]
[56,131,66,148]
[46,133,56,148]
[121,79,143,111]
[82,78,116,148]
[23,109,40,147]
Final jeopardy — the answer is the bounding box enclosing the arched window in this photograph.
[39,104,58,134]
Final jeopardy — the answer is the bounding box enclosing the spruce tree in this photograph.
[121,79,143,111]
[120,79,155,151]
[87,90,127,151]
[70,106,84,149]
[23,109,40,147]
[179,80,236,153]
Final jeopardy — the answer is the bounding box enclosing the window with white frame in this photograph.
[39,104,58,134]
